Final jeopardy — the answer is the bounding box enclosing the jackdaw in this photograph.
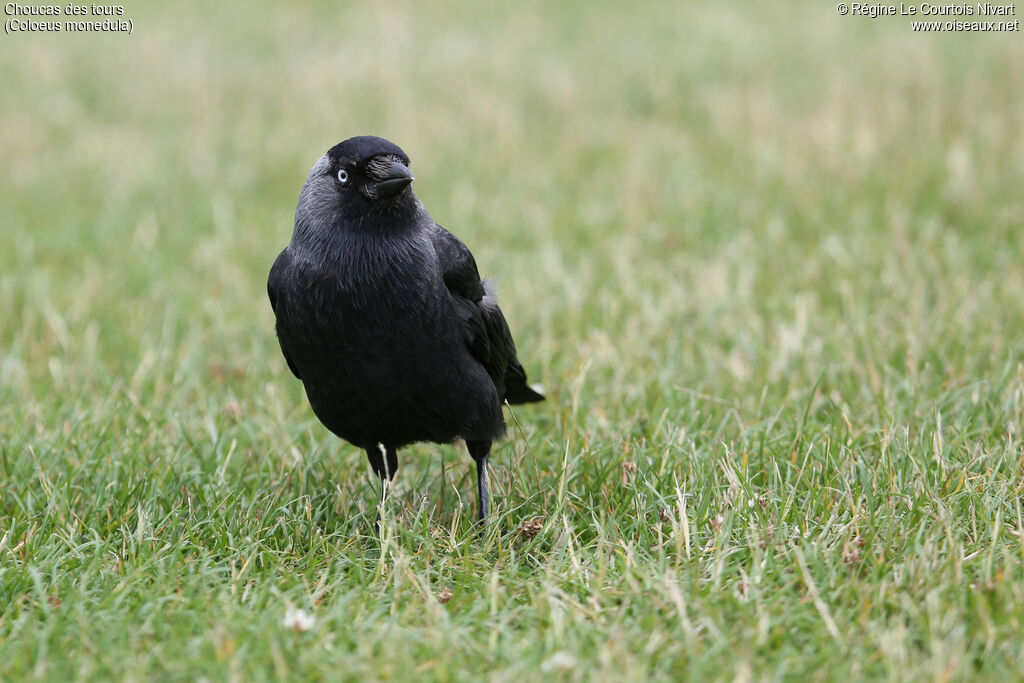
[268,135,544,523]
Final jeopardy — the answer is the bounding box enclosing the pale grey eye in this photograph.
[337,169,349,184]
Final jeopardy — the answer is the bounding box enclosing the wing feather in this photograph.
[268,249,302,380]
[431,224,544,404]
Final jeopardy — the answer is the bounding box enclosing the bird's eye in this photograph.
[337,169,349,184]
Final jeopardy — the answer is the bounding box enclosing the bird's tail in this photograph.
[505,376,545,404]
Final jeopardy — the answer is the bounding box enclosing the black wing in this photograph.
[267,248,302,380]
[431,224,544,405]
[431,222,486,302]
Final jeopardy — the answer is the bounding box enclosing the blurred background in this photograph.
[3,0,1023,499]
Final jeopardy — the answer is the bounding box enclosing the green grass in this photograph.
[3,1,1024,679]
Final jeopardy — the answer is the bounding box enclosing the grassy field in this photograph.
[3,1,1024,679]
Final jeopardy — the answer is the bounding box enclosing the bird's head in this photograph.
[294,136,418,238]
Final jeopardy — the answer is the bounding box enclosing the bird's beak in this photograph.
[370,161,415,198]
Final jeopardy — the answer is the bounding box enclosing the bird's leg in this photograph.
[466,440,492,523]
[378,475,390,524]
[476,454,490,522]
[367,444,399,530]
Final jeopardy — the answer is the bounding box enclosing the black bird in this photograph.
[268,136,544,523]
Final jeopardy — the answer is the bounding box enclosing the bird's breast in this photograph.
[293,236,448,340]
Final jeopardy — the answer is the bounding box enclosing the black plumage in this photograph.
[268,136,543,522]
